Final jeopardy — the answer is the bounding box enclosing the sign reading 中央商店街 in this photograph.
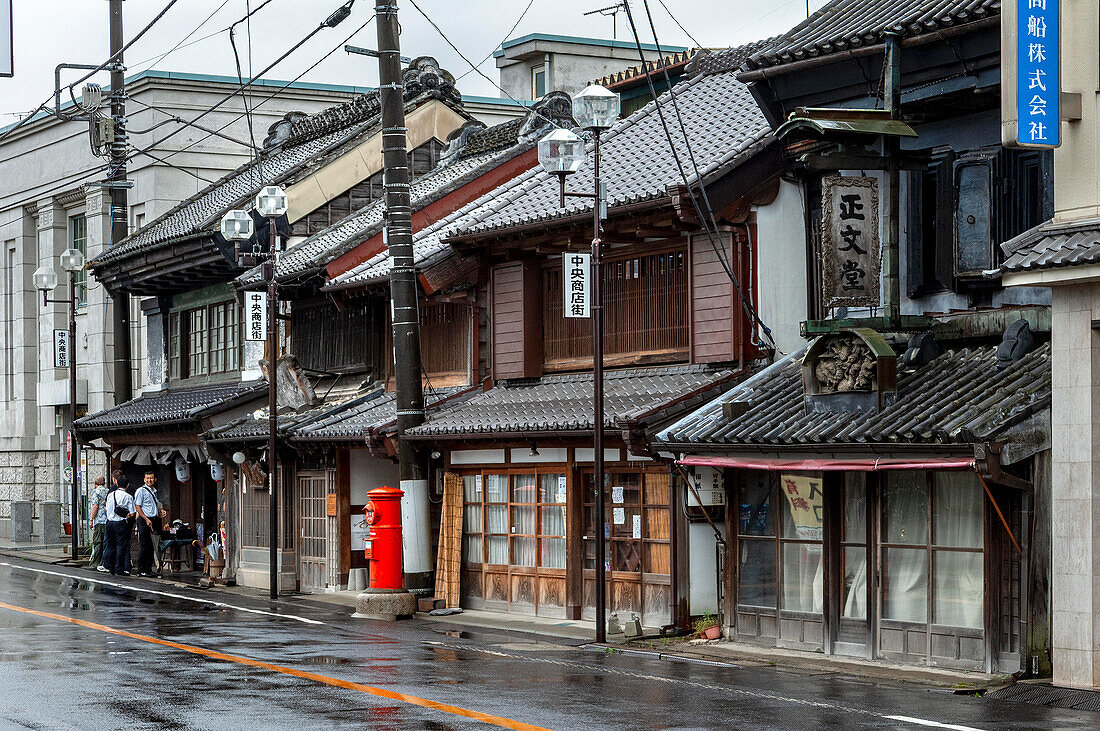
[821,175,880,308]
[1014,0,1060,148]
[53,329,70,368]
[563,251,590,319]
[244,291,267,342]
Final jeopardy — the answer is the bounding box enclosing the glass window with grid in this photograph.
[582,471,671,576]
[461,471,567,569]
[170,301,241,380]
[69,214,87,306]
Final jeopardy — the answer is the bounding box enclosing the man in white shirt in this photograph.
[134,471,164,577]
[104,476,135,576]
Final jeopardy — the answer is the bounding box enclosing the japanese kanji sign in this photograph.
[779,474,824,541]
[53,329,70,368]
[1014,0,1060,147]
[244,291,267,342]
[563,251,590,319]
[821,176,879,308]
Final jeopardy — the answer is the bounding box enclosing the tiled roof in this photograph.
[447,41,772,238]
[1001,217,1100,273]
[406,365,738,438]
[657,341,1050,449]
[74,382,265,435]
[594,49,696,89]
[247,94,574,287]
[292,386,468,440]
[93,58,462,268]
[744,0,999,71]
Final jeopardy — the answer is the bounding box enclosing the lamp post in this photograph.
[222,184,286,601]
[34,246,86,560]
[538,84,620,644]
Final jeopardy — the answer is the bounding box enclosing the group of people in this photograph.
[86,469,167,577]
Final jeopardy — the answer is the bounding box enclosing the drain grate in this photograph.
[985,683,1100,713]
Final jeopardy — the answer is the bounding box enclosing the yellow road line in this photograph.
[0,600,552,731]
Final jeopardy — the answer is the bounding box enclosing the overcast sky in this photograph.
[1,0,821,117]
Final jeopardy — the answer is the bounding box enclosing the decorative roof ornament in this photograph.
[402,56,459,103]
[517,91,576,145]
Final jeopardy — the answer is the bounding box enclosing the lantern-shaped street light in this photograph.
[255,185,289,218]
[33,246,87,560]
[538,84,621,644]
[220,209,254,241]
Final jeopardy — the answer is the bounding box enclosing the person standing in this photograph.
[134,471,164,577]
[86,476,109,572]
[103,476,135,576]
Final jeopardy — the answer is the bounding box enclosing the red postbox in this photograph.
[363,485,404,590]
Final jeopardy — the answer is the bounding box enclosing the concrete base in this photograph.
[354,588,417,621]
[10,502,31,543]
[39,501,62,544]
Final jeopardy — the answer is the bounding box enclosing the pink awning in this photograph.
[677,455,976,472]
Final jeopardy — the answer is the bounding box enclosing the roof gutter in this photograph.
[737,16,999,83]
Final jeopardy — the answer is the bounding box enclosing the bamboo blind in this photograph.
[435,472,464,608]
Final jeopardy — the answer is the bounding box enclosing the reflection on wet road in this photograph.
[0,560,1095,730]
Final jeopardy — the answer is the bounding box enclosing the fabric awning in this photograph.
[113,444,209,466]
[677,455,976,472]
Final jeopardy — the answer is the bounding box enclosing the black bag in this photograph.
[112,495,129,519]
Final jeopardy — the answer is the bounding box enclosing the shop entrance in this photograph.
[297,470,328,593]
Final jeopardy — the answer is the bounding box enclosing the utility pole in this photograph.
[109,0,133,405]
[376,0,431,591]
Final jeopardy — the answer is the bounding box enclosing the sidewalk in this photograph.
[0,542,77,564]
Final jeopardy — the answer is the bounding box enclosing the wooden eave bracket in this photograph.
[974,441,1032,492]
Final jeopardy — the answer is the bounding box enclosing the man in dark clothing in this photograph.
[103,476,135,576]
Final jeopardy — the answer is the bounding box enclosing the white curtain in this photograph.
[932,473,984,628]
[882,472,928,623]
[842,475,868,619]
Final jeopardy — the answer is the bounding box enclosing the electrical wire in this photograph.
[454,0,537,82]
[653,0,701,48]
[125,1,357,167]
[0,0,183,145]
[624,0,775,348]
[132,0,233,73]
[230,0,260,182]
[126,97,259,149]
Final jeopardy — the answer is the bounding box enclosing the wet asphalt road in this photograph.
[0,559,1096,731]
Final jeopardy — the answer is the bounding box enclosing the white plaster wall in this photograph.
[349,449,400,505]
[754,178,809,355]
[688,521,725,616]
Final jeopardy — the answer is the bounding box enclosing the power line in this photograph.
[653,0,701,48]
[132,0,232,72]
[125,0,357,167]
[126,97,259,149]
[454,0,537,82]
[623,0,775,349]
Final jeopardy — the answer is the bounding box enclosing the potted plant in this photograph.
[693,611,722,640]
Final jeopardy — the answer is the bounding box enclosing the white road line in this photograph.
[0,562,323,625]
[885,717,985,731]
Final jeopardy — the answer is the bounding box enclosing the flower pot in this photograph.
[702,625,721,640]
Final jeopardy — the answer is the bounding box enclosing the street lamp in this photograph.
[538,83,620,644]
[33,245,86,561]
[224,185,287,600]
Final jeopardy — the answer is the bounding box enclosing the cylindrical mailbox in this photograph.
[363,485,404,590]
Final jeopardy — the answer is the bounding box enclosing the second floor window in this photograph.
[532,64,547,98]
[70,214,87,306]
[169,300,240,380]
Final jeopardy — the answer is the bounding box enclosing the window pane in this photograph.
[779,473,823,540]
[463,535,482,564]
[541,506,565,537]
[933,551,984,628]
[487,536,508,565]
[486,505,507,534]
[882,471,927,545]
[485,474,507,502]
[933,473,983,548]
[540,537,565,568]
[539,474,565,503]
[738,472,775,537]
[511,505,536,535]
[883,547,927,623]
[737,539,776,608]
[512,536,536,567]
[462,475,482,503]
[842,546,868,619]
[513,474,537,503]
[462,505,482,533]
[781,543,823,613]
[645,543,670,574]
[843,473,867,543]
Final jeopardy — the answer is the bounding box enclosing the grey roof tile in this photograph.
[744,0,999,71]
[1001,217,1100,273]
[657,341,1050,448]
[75,382,265,435]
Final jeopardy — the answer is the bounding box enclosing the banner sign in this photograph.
[1015,0,1060,147]
[244,291,267,342]
[780,474,824,541]
[821,176,880,308]
[563,252,590,319]
[53,329,70,368]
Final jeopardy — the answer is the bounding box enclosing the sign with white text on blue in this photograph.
[1016,0,1059,148]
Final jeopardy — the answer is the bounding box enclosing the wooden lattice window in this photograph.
[290,299,367,373]
[169,301,241,380]
[420,301,470,381]
[544,248,688,369]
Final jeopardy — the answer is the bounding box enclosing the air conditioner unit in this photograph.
[686,466,726,507]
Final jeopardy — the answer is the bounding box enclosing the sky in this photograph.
[0,0,823,117]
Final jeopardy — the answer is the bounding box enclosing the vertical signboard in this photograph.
[0,1,11,77]
[820,176,880,308]
[1017,0,1060,147]
[563,251,591,319]
[244,291,267,342]
[53,329,70,368]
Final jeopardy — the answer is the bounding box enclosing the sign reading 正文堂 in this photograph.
[1015,0,1059,148]
[563,251,590,319]
[821,176,880,308]
[244,291,267,342]
[53,329,70,368]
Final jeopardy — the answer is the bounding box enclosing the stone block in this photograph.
[354,589,417,621]
[10,500,32,542]
[0,468,15,484]
[39,501,62,543]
